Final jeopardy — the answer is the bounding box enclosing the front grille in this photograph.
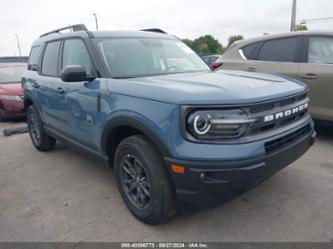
[265,124,311,154]
[246,93,308,136]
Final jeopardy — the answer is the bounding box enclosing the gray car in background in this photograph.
[217,31,333,122]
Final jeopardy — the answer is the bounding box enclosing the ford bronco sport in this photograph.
[23,24,316,224]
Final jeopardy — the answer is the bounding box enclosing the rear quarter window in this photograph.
[28,46,41,70]
[241,42,260,60]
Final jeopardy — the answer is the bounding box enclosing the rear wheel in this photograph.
[27,105,56,151]
[114,135,177,224]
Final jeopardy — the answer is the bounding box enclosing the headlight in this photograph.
[0,95,23,101]
[186,109,257,141]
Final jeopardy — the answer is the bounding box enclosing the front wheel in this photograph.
[114,135,177,224]
[27,105,56,151]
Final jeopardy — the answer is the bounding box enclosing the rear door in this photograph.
[37,40,62,125]
[242,36,302,79]
[298,35,333,121]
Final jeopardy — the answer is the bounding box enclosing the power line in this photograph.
[301,16,333,24]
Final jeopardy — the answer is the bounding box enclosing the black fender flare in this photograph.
[23,94,34,111]
[100,115,172,158]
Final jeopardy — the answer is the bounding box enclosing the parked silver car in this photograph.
[217,31,333,122]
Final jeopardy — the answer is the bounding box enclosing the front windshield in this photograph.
[0,65,25,84]
[97,37,210,78]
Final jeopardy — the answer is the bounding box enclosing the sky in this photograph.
[1,0,333,56]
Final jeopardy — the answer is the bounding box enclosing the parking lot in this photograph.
[0,120,332,242]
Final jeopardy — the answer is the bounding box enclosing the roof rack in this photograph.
[40,24,88,38]
[140,28,167,34]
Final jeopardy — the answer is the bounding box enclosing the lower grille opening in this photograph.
[265,124,311,154]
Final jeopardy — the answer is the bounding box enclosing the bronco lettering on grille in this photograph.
[264,103,308,123]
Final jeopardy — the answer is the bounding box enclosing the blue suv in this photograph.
[23,24,316,224]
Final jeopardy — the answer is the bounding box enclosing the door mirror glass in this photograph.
[60,65,88,82]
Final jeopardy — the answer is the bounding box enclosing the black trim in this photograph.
[100,116,171,157]
[45,126,108,162]
[180,91,309,144]
[141,28,167,34]
[40,24,88,38]
[165,129,316,209]
[97,93,101,113]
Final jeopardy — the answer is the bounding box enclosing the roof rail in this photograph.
[40,24,88,38]
[140,28,167,34]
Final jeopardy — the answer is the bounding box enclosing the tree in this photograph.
[295,24,308,31]
[190,35,223,54]
[227,35,244,47]
[182,39,193,48]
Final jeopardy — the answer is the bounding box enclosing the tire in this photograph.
[114,135,177,224]
[27,105,56,151]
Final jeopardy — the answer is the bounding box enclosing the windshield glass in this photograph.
[0,65,25,83]
[97,38,210,78]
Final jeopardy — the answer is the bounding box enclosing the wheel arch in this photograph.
[101,116,172,166]
[23,96,34,111]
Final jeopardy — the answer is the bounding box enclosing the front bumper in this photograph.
[165,126,316,210]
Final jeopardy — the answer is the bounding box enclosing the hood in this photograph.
[0,82,23,96]
[107,70,307,105]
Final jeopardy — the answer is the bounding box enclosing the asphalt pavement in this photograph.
[0,121,332,242]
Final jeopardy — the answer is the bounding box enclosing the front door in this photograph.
[56,38,101,150]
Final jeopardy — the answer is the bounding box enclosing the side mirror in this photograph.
[60,65,90,82]
[29,64,39,71]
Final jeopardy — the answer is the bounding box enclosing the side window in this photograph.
[41,41,61,76]
[258,37,298,62]
[28,46,41,70]
[308,37,333,64]
[242,42,260,60]
[62,39,92,74]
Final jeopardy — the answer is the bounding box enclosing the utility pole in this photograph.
[290,0,297,31]
[14,34,22,61]
[93,13,99,30]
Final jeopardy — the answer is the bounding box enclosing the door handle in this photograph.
[246,67,256,72]
[55,87,65,94]
[300,73,318,80]
[32,82,39,88]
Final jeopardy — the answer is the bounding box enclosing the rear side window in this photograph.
[28,46,41,70]
[62,39,92,74]
[241,42,260,60]
[308,37,333,64]
[258,37,298,62]
[41,40,61,76]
